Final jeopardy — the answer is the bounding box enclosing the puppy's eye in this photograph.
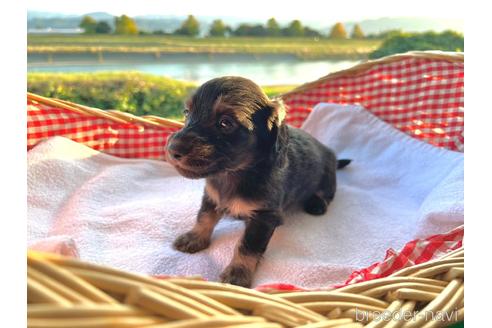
[218,116,235,133]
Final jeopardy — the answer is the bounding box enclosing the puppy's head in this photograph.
[166,76,286,179]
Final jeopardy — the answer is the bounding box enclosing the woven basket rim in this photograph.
[279,51,463,98]
[27,92,185,129]
[27,247,464,327]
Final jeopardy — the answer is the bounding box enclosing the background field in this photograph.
[28,35,382,59]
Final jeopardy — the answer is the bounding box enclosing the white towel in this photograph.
[27,103,463,289]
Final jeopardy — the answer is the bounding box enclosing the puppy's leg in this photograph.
[173,194,221,253]
[303,165,336,216]
[220,211,282,287]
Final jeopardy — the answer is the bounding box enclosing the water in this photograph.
[27,54,360,85]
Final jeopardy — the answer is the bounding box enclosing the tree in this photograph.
[283,20,304,37]
[95,21,112,34]
[153,30,167,35]
[79,16,97,34]
[233,24,251,36]
[174,15,200,37]
[304,27,322,37]
[233,24,267,37]
[250,24,267,37]
[209,19,227,37]
[114,15,138,35]
[351,24,365,39]
[266,18,280,36]
[329,22,348,39]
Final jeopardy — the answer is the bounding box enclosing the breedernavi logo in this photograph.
[355,308,459,323]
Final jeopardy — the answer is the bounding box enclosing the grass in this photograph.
[27,72,297,120]
[262,85,298,97]
[27,35,382,60]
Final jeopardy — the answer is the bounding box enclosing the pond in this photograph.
[27,53,361,85]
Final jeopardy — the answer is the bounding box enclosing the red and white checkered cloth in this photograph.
[283,56,464,152]
[255,225,463,292]
[27,53,464,290]
[27,103,176,160]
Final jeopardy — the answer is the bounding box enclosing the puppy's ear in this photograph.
[185,97,193,110]
[266,99,286,131]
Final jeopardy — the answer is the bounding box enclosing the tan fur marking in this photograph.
[205,184,260,218]
[227,198,259,217]
[185,98,192,109]
[267,99,287,131]
[230,243,259,272]
[277,100,286,124]
[205,184,220,205]
[192,144,214,157]
[191,211,220,239]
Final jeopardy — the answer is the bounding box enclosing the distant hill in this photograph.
[84,12,114,21]
[27,11,463,35]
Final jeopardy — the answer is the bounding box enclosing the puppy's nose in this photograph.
[167,138,189,162]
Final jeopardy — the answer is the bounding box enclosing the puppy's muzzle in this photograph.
[166,132,192,163]
[166,129,215,167]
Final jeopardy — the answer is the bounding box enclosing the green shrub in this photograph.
[27,72,196,119]
[27,72,296,119]
[369,30,464,59]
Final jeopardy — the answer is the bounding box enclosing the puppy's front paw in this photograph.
[173,231,210,253]
[220,264,253,288]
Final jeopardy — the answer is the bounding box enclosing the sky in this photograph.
[27,0,464,20]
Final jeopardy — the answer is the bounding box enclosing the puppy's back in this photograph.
[281,126,337,208]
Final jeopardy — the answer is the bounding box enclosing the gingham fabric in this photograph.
[341,225,464,286]
[283,57,464,152]
[27,54,464,289]
[256,225,464,292]
[28,102,177,160]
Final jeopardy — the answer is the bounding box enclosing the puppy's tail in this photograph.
[337,159,352,169]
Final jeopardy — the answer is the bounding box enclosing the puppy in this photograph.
[166,76,350,287]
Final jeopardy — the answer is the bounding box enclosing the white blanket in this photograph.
[27,103,464,289]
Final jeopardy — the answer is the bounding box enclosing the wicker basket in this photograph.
[27,51,464,327]
[28,247,463,328]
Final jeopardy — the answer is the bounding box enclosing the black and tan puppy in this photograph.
[166,76,350,287]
